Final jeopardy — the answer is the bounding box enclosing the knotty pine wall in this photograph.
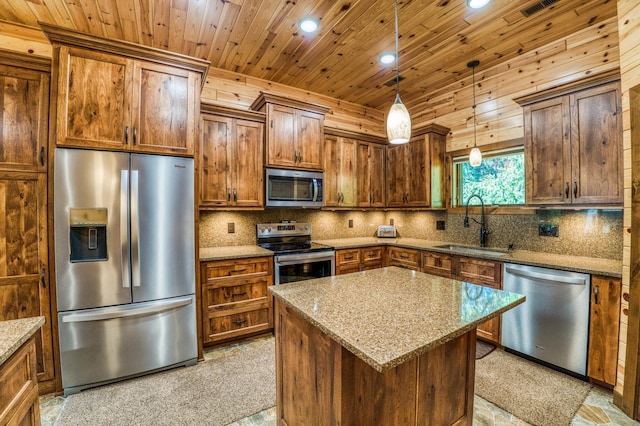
[616,0,640,408]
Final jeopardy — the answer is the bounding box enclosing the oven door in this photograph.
[274,251,335,284]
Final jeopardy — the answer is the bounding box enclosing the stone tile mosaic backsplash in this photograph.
[199,209,623,260]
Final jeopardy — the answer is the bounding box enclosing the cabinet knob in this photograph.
[125,126,129,144]
[39,147,45,166]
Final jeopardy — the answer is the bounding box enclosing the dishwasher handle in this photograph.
[505,266,587,286]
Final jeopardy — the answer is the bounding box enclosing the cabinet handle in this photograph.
[233,319,248,326]
[400,254,409,259]
[368,252,377,257]
[231,268,247,273]
[344,255,354,260]
[370,194,373,204]
[133,126,137,145]
[39,147,45,166]
[233,188,237,202]
[125,126,129,144]
[227,188,231,202]
[299,152,302,163]
[270,120,274,128]
[573,181,578,199]
[594,285,600,305]
[40,267,46,288]
[231,291,247,297]
[565,182,569,199]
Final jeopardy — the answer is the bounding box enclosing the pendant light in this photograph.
[386,0,411,144]
[467,60,482,167]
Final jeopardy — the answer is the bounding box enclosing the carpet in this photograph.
[475,349,592,426]
[475,340,496,360]
[56,338,276,426]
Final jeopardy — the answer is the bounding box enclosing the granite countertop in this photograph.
[200,245,274,261]
[0,317,45,365]
[315,237,622,278]
[270,267,525,373]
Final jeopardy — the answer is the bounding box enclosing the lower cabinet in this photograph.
[0,335,40,425]
[587,275,621,387]
[387,247,420,270]
[200,256,273,345]
[335,247,384,274]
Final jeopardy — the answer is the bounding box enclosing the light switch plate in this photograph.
[228,222,235,233]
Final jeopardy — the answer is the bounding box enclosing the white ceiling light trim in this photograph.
[298,17,319,33]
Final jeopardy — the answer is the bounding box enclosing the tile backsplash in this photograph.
[199,208,623,260]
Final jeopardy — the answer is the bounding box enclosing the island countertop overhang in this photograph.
[270,267,525,373]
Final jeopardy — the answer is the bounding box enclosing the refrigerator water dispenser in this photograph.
[69,208,108,262]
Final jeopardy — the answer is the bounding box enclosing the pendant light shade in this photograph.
[467,60,482,167]
[386,0,411,144]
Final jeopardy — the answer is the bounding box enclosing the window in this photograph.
[452,147,525,207]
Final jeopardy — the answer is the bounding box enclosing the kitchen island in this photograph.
[269,267,525,425]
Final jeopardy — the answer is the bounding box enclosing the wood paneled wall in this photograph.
[617,0,640,417]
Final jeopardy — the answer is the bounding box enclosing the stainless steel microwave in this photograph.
[265,168,324,208]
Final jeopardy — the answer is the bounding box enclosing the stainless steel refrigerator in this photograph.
[54,148,197,395]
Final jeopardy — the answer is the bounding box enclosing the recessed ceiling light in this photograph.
[298,17,319,33]
[467,0,491,9]
[379,52,396,65]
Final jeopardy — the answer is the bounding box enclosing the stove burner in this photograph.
[256,222,332,255]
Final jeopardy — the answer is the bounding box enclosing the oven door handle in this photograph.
[275,251,335,264]
[312,179,319,202]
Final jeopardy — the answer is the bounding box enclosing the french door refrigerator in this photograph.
[54,148,197,395]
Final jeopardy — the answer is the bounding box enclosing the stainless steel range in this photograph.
[257,222,335,284]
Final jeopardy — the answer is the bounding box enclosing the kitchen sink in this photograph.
[432,244,508,257]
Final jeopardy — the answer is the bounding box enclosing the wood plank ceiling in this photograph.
[0,0,617,111]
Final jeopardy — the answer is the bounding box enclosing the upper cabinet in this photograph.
[386,124,449,208]
[0,50,50,172]
[516,72,623,205]
[251,92,330,171]
[199,106,265,209]
[357,141,386,208]
[42,23,209,157]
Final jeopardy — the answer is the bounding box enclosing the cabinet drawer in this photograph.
[336,249,361,266]
[203,276,271,309]
[336,264,362,275]
[203,257,272,281]
[361,247,383,264]
[204,303,271,343]
[387,247,420,269]
[421,251,454,278]
[457,257,502,287]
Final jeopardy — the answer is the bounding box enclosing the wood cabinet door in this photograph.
[369,144,386,208]
[0,172,53,382]
[570,82,623,204]
[200,115,232,207]
[338,137,358,206]
[232,119,264,207]
[587,275,621,386]
[131,61,197,156]
[357,143,372,207]
[386,144,407,207]
[406,138,430,207]
[56,47,131,149]
[266,104,297,168]
[0,64,49,172]
[296,110,324,170]
[323,135,340,207]
[523,96,572,205]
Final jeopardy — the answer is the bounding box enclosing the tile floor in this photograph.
[40,336,640,426]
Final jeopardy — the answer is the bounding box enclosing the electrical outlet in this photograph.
[538,224,559,237]
[390,218,394,226]
[228,222,235,233]
[436,220,446,230]
[348,219,353,228]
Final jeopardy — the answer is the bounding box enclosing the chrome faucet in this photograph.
[464,194,489,247]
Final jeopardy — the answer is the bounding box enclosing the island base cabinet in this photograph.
[275,300,475,425]
[0,335,41,426]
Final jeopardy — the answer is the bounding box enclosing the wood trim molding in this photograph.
[513,70,620,106]
[39,22,210,85]
[324,127,387,145]
[0,48,51,72]
[200,103,266,122]
[448,137,524,157]
[412,123,450,138]
[250,91,331,114]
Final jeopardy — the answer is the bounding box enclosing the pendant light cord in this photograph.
[394,0,400,96]
[472,64,477,148]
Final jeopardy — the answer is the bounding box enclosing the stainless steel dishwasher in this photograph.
[502,263,591,376]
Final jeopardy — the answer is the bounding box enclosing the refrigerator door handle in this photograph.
[120,170,131,288]
[61,296,193,323]
[131,169,141,287]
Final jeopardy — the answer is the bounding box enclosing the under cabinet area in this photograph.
[199,106,264,208]
[200,257,274,345]
[43,24,208,156]
[251,92,329,171]
[516,73,623,205]
[335,247,384,274]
